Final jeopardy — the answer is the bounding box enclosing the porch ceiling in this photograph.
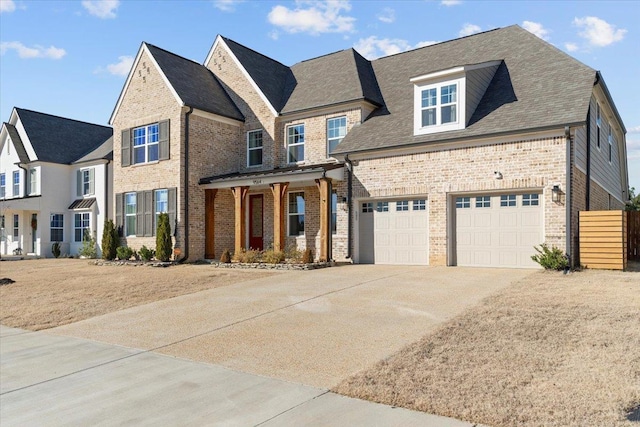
[0,196,43,212]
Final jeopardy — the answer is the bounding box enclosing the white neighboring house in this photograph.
[0,108,113,258]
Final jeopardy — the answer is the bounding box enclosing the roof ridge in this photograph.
[221,36,290,68]
[144,42,204,67]
[295,48,350,65]
[15,107,111,129]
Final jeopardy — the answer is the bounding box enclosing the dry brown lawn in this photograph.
[0,258,277,331]
[335,269,640,427]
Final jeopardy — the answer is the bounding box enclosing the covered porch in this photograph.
[0,196,42,256]
[199,163,344,262]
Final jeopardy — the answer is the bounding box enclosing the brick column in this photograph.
[204,189,217,259]
[316,177,332,262]
[231,186,249,255]
[270,182,289,252]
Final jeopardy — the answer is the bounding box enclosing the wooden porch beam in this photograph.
[270,182,289,252]
[204,189,217,259]
[231,186,249,255]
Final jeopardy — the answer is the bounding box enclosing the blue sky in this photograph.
[1,0,638,190]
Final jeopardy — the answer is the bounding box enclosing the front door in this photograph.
[31,213,37,254]
[249,194,263,250]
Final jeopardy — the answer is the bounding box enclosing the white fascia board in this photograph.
[410,60,502,83]
[191,108,243,127]
[201,166,344,190]
[109,43,184,125]
[207,36,279,118]
[14,114,36,161]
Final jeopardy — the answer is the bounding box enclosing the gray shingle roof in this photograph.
[333,25,596,154]
[145,43,244,121]
[3,123,29,163]
[15,109,113,164]
[73,136,113,163]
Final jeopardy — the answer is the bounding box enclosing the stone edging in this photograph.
[211,261,333,270]
[90,260,174,268]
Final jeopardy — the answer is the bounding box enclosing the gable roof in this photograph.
[333,25,597,154]
[73,136,113,163]
[145,43,244,121]
[15,108,113,164]
[3,122,30,163]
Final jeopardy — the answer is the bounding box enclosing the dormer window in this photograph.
[420,83,458,128]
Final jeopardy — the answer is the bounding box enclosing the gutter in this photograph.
[345,155,353,259]
[565,126,572,269]
[585,105,591,210]
[181,107,194,262]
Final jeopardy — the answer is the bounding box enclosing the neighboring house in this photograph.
[110,25,629,268]
[0,108,113,257]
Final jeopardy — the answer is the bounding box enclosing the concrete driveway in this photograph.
[48,264,534,388]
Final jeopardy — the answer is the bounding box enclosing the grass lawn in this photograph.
[334,269,640,427]
[0,258,277,330]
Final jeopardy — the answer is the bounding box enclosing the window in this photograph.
[500,195,516,207]
[50,214,64,242]
[0,215,4,229]
[80,169,94,196]
[456,197,470,208]
[287,124,305,163]
[13,171,20,197]
[29,168,37,195]
[155,189,168,227]
[13,214,19,238]
[417,81,460,132]
[133,123,159,164]
[522,194,539,206]
[476,196,490,208]
[0,173,5,198]
[362,202,373,213]
[327,117,347,155]
[413,199,426,210]
[331,191,337,234]
[247,130,263,167]
[125,192,137,236]
[396,200,409,211]
[74,212,90,242]
[608,126,613,163]
[288,192,305,236]
[596,103,601,150]
[376,202,389,212]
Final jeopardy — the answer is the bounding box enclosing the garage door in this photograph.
[359,199,429,265]
[455,193,543,268]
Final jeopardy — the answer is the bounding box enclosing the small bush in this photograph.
[101,219,118,260]
[116,246,134,261]
[51,242,61,258]
[138,245,155,261]
[531,243,568,271]
[233,248,261,263]
[220,248,231,263]
[262,249,285,264]
[285,246,303,263]
[156,213,172,262]
[79,234,98,259]
[302,248,314,264]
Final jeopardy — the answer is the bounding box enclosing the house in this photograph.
[110,25,629,268]
[0,108,113,258]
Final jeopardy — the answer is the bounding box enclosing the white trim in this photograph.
[110,43,184,125]
[246,129,263,168]
[327,116,347,158]
[286,123,305,164]
[410,60,501,83]
[191,108,243,127]
[279,100,376,123]
[205,36,279,117]
[414,78,466,135]
[287,190,305,237]
[200,166,344,190]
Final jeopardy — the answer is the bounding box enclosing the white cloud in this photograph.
[573,16,626,47]
[267,0,355,35]
[564,42,579,52]
[1,0,16,13]
[627,138,640,160]
[0,41,66,59]
[522,21,550,40]
[354,36,437,60]
[107,55,134,76]
[458,23,481,37]
[82,0,119,19]
[377,7,395,23]
[441,0,461,5]
[213,0,244,12]
[629,126,640,134]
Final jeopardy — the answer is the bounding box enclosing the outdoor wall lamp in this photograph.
[494,171,503,180]
[552,185,563,204]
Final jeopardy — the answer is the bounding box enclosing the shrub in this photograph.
[138,245,155,262]
[302,248,314,264]
[156,213,172,262]
[79,233,98,259]
[51,242,61,258]
[101,219,118,260]
[220,248,231,263]
[233,248,261,263]
[116,246,134,261]
[284,246,303,263]
[531,243,568,271]
[262,249,285,264]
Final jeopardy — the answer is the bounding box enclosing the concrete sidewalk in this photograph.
[1,325,474,426]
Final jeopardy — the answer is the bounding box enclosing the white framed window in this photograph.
[596,103,601,150]
[13,214,19,238]
[133,123,159,164]
[376,202,389,212]
[28,168,37,195]
[396,200,409,211]
[327,116,347,155]
[125,192,137,236]
[82,169,93,196]
[476,196,490,208]
[500,195,516,207]
[287,124,305,163]
[608,125,613,163]
[414,78,465,135]
[0,173,5,198]
[155,189,168,227]
[288,192,305,236]
[522,194,539,206]
[247,130,263,167]
[413,199,426,210]
[13,171,20,197]
[50,214,64,242]
[456,197,470,208]
[74,212,90,242]
[331,191,337,234]
[362,202,373,213]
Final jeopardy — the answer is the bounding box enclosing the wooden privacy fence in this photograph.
[579,210,640,270]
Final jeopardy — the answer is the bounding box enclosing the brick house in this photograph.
[1,108,113,257]
[110,25,629,267]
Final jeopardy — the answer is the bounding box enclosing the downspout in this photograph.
[345,155,353,259]
[181,106,194,263]
[565,126,572,269]
[585,105,591,210]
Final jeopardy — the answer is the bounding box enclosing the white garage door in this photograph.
[455,193,543,268]
[359,199,429,265]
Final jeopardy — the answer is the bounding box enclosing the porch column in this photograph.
[231,186,249,255]
[204,189,217,259]
[316,177,332,262]
[270,182,289,252]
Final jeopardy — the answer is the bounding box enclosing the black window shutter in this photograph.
[121,129,131,167]
[159,120,170,160]
[168,187,177,236]
[136,191,143,237]
[144,190,153,237]
[115,193,123,237]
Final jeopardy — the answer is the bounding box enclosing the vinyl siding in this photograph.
[465,64,499,125]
